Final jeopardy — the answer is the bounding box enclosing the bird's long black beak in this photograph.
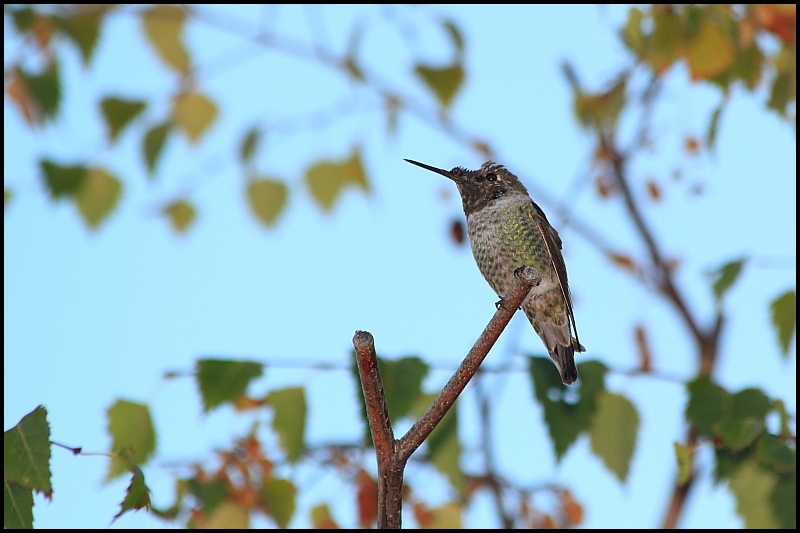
[404,159,458,182]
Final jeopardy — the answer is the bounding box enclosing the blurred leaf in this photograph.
[574,76,627,131]
[261,477,296,528]
[622,7,644,55]
[40,159,88,199]
[6,72,38,125]
[714,444,756,482]
[729,388,772,422]
[205,501,249,528]
[112,465,151,522]
[344,21,365,81]
[715,44,765,91]
[414,392,464,496]
[771,471,797,529]
[247,178,288,227]
[756,434,796,473]
[162,199,196,233]
[634,324,652,371]
[356,470,378,528]
[558,489,584,526]
[186,478,228,515]
[728,459,779,528]
[58,11,102,66]
[708,258,746,303]
[141,4,190,74]
[644,10,683,73]
[306,148,370,212]
[706,102,724,150]
[717,418,765,451]
[310,503,339,529]
[645,180,661,201]
[529,357,607,460]
[414,63,464,108]
[106,400,156,481]
[100,97,146,143]
[9,6,36,32]
[196,359,264,412]
[4,406,52,495]
[4,481,33,529]
[239,127,261,163]
[767,46,796,117]
[770,290,796,356]
[686,16,736,80]
[443,19,464,56]
[5,188,14,211]
[425,503,462,529]
[172,91,218,143]
[589,392,639,482]
[674,442,693,484]
[18,62,61,121]
[75,167,123,229]
[143,122,171,175]
[267,387,306,463]
[378,356,429,422]
[685,376,729,435]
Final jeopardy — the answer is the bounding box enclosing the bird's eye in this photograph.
[486,173,497,181]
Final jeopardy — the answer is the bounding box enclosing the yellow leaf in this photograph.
[172,91,218,143]
[686,17,735,80]
[247,178,288,227]
[75,167,122,229]
[141,5,190,74]
[163,199,196,233]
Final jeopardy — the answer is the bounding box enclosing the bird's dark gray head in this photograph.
[405,159,529,216]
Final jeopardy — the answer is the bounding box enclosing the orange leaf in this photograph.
[558,489,584,526]
[413,502,436,527]
[5,72,39,125]
[646,180,662,202]
[609,253,638,272]
[539,514,556,528]
[594,176,615,198]
[233,394,264,410]
[356,470,378,528]
[450,219,465,245]
[32,15,55,50]
[634,325,653,372]
[684,136,700,155]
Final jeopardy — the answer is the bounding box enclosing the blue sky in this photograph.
[4,4,796,528]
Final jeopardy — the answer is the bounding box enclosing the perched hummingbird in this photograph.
[406,159,585,385]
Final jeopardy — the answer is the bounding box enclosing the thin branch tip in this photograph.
[353,330,374,349]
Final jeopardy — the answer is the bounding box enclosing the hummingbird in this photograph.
[406,159,585,385]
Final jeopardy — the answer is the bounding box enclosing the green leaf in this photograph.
[40,159,88,199]
[4,481,34,529]
[427,503,463,529]
[528,357,607,460]
[767,46,796,117]
[172,91,218,144]
[261,477,296,528]
[5,188,13,211]
[621,7,644,55]
[589,392,639,482]
[705,102,724,151]
[112,465,151,522]
[239,127,261,163]
[756,434,796,473]
[305,148,370,212]
[143,122,171,175]
[196,359,264,412]
[729,388,772,422]
[443,19,464,57]
[19,62,61,121]
[9,7,36,32]
[717,418,765,451]
[414,63,464,108]
[162,199,196,233]
[100,97,146,143]
[714,445,755,483]
[186,478,228,515]
[75,167,122,229]
[310,503,338,528]
[685,376,729,435]
[267,387,306,463]
[643,10,683,74]
[728,459,779,528]
[141,5,190,74]
[3,406,52,495]
[106,400,156,481]
[378,356,429,422]
[674,442,693,485]
[686,15,735,80]
[771,471,796,529]
[708,258,746,303]
[413,392,464,496]
[58,11,102,66]
[770,290,796,357]
[247,178,289,227]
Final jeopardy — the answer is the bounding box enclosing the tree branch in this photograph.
[353,266,541,528]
